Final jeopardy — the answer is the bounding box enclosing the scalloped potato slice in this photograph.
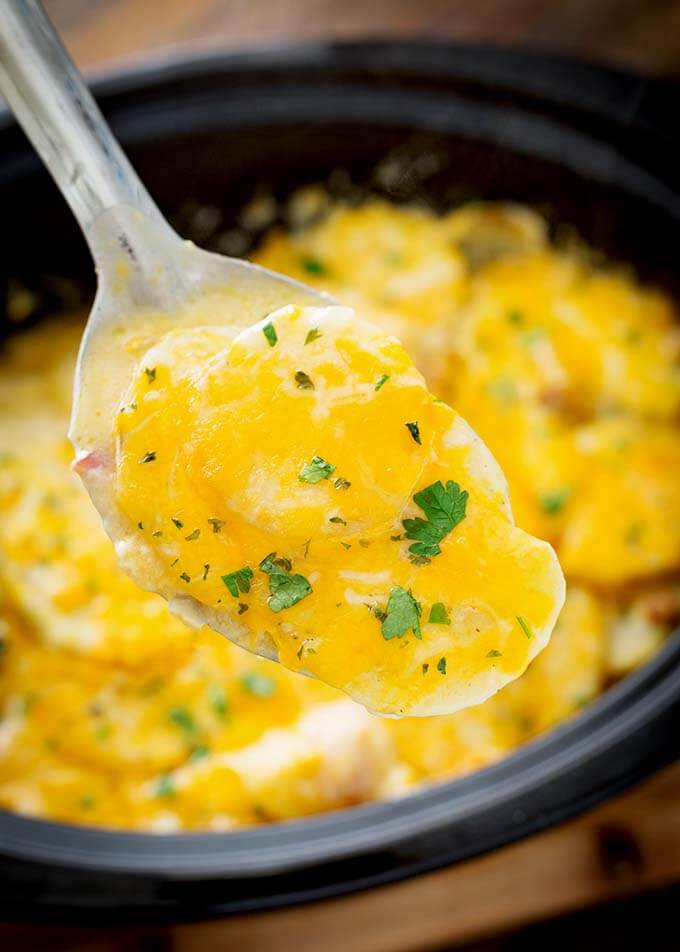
[101,303,564,717]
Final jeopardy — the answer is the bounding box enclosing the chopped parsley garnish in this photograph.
[375,374,390,391]
[185,528,201,541]
[422,663,429,675]
[437,657,447,675]
[208,518,225,533]
[540,488,571,515]
[137,521,144,530]
[487,377,518,402]
[170,558,179,567]
[522,327,548,346]
[428,602,451,625]
[341,542,351,550]
[144,367,157,383]
[402,480,468,560]
[154,774,175,798]
[625,523,643,545]
[294,370,315,390]
[152,530,163,538]
[209,685,228,717]
[487,649,502,658]
[241,671,277,698]
[202,564,210,581]
[139,451,156,463]
[334,476,351,490]
[179,572,191,583]
[508,310,523,325]
[405,421,421,444]
[259,553,312,613]
[221,566,254,598]
[305,328,322,345]
[171,517,184,529]
[190,745,210,761]
[262,322,277,347]
[329,516,347,525]
[299,456,336,484]
[300,256,327,276]
[381,586,422,640]
[168,706,197,735]
[238,602,249,614]
[516,616,533,640]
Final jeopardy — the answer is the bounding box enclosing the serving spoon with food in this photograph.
[0,0,565,717]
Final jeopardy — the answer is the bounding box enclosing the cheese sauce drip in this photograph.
[113,304,564,716]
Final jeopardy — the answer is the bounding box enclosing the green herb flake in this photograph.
[487,377,518,402]
[170,558,179,568]
[209,685,228,718]
[208,518,225,533]
[334,476,351,490]
[375,374,390,391]
[625,523,643,546]
[144,367,157,383]
[202,564,210,581]
[341,542,352,550]
[305,328,322,345]
[179,572,191,583]
[486,649,503,658]
[507,310,523,326]
[437,657,447,675]
[428,602,451,625]
[152,530,163,538]
[190,744,210,762]
[329,516,347,526]
[299,455,336,484]
[294,370,315,390]
[171,517,184,529]
[405,421,421,444]
[139,451,156,464]
[238,602,249,614]
[522,327,548,346]
[381,586,422,640]
[300,256,327,276]
[137,521,144,530]
[221,566,254,598]
[241,671,277,698]
[185,528,201,541]
[422,663,429,675]
[259,553,312,613]
[168,706,197,735]
[154,774,175,799]
[516,616,534,640]
[540,488,571,515]
[402,479,468,560]
[79,794,96,811]
[262,322,277,347]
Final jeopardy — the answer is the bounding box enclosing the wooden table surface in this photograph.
[7,1,680,948]
[44,0,680,78]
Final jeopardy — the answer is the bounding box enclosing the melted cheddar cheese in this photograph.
[0,198,678,830]
[111,303,564,716]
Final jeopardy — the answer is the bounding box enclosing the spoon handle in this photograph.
[0,0,164,238]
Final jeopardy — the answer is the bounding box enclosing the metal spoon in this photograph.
[0,0,326,464]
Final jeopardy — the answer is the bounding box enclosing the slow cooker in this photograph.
[0,42,679,924]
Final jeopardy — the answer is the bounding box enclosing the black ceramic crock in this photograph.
[0,42,679,925]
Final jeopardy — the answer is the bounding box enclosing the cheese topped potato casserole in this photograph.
[1,198,678,830]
